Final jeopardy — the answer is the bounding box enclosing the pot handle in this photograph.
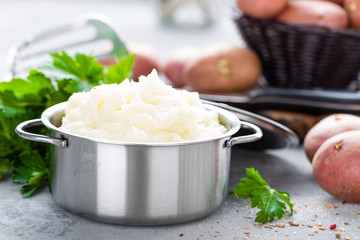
[226,121,262,148]
[16,119,68,148]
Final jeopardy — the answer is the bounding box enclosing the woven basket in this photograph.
[234,13,360,90]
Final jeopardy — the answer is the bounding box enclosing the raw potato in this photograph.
[163,46,199,88]
[303,113,360,162]
[184,43,262,93]
[344,0,360,28]
[236,0,289,19]
[276,0,349,29]
[127,43,160,81]
[312,130,360,202]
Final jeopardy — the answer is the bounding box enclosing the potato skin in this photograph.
[304,114,360,162]
[184,44,262,93]
[344,0,360,28]
[312,130,360,202]
[276,0,349,29]
[163,46,199,88]
[236,0,289,19]
[127,43,160,81]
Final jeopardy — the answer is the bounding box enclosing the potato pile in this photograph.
[129,42,263,94]
[236,0,360,30]
[304,114,360,202]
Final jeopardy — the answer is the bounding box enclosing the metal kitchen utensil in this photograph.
[4,13,126,81]
[202,100,299,149]
[16,102,262,225]
[201,87,360,114]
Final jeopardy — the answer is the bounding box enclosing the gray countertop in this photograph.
[1,1,360,240]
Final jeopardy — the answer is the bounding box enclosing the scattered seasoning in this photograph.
[344,222,350,225]
[314,230,318,233]
[235,210,239,213]
[340,228,345,232]
[289,221,299,227]
[245,205,250,209]
[307,225,314,228]
[308,234,314,236]
[179,233,184,237]
[358,225,360,229]
[357,213,360,217]
[18,233,22,236]
[344,237,350,240]
[342,201,346,204]
[242,237,249,240]
[284,234,289,237]
[335,232,342,238]
[319,227,326,231]
[276,223,285,228]
[330,224,337,229]
[316,224,323,227]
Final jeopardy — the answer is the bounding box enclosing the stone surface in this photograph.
[0,1,359,239]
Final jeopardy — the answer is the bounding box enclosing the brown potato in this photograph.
[276,0,349,29]
[183,43,262,93]
[344,0,360,28]
[163,46,199,88]
[236,0,289,19]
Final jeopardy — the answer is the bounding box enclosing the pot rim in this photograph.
[41,102,242,147]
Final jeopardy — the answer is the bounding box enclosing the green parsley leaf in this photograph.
[0,50,134,197]
[12,150,48,198]
[0,159,12,180]
[104,54,135,84]
[49,51,105,86]
[233,168,293,223]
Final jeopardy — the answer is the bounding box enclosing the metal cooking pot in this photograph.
[16,102,262,226]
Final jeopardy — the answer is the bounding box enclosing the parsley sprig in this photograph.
[0,50,135,197]
[233,168,293,223]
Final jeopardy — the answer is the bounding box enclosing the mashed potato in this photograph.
[60,70,227,143]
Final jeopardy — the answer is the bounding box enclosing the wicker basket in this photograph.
[234,13,360,90]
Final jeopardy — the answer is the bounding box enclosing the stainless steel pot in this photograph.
[16,102,262,226]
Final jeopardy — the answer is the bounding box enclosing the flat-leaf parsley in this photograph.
[233,168,293,223]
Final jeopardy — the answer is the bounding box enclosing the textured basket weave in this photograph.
[234,13,360,90]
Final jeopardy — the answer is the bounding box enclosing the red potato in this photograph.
[183,43,262,93]
[163,46,199,88]
[127,43,160,81]
[276,0,349,29]
[303,113,360,162]
[344,0,360,28]
[236,0,289,19]
[312,130,360,202]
